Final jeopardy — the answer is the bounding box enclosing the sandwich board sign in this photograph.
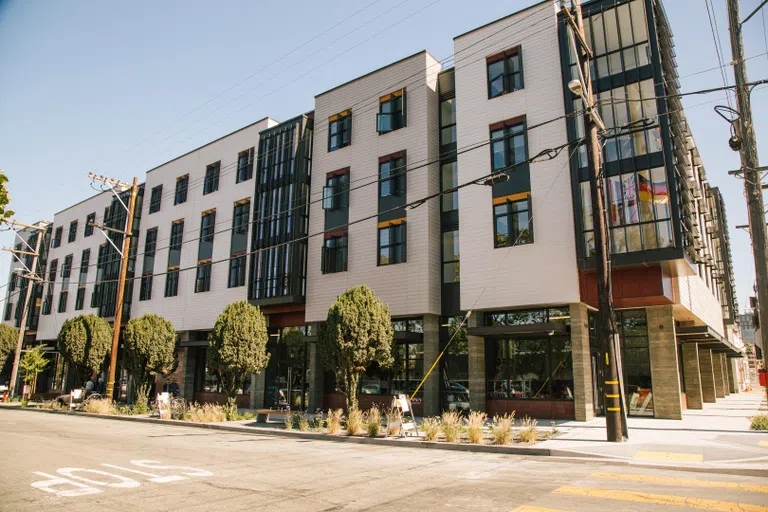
[157,392,171,419]
[69,389,84,411]
[388,393,420,437]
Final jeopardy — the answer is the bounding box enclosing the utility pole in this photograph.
[6,221,45,398]
[561,0,624,442]
[89,174,139,400]
[727,0,768,395]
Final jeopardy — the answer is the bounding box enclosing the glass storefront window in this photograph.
[264,327,310,410]
[486,337,574,400]
[485,307,571,326]
[440,316,469,412]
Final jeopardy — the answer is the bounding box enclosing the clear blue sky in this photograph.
[1,0,767,312]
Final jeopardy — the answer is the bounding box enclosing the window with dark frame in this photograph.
[165,220,184,297]
[52,226,63,248]
[377,89,406,134]
[174,175,189,205]
[43,259,57,315]
[228,200,250,288]
[236,148,254,183]
[3,303,11,321]
[490,119,527,172]
[439,97,456,147]
[165,270,179,298]
[487,46,523,99]
[68,220,78,243]
[75,249,89,310]
[442,229,460,283]
[58,254,72,313]
[494,196,533,248]
[203,162,220,195]
[322,171,349,210]
[84,213,95,237]
[378,221,406,265]
[195,263,211,293]
[328,110,351,151]
[379,154,406,198]
[149,185,163,213]
[322,233,348,273]
[196,210,215,293]
[140,227,157,301]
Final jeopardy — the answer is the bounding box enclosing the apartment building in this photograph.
[5,0,747,419]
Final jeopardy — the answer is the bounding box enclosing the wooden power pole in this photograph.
[88,174,139,400]
[727,0,768,396]
[562,0,624,442]
[6,222,45,398]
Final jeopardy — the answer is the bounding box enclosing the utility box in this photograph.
[759,369,768,387]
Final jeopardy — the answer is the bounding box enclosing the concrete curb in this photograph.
[3,407,767,477]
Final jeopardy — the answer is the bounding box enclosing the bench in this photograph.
[256,409,290,423]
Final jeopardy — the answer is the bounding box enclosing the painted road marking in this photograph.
[633,450,704,462]
[591,471,768,494]
[512,506,566,512]
[30,460,212,497]
[553,486,768,512]
[759,440,768,447]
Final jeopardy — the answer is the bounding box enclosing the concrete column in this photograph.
[698,347,717,403]
[251,370,266,409]
[467,313,485,413]
[308,336,324,411]
[721,354,731,396]
[182,347,196,402]
[646,306,682,419]
[712,351,726,398]
[681,343,703,409]
[727,358,738,393]
[422,314,440,417]
[570,303,594,421]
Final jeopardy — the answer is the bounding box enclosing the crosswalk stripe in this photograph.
[633,450,704,462]
[591,472,768,494]
[553,485,768,512]
[511,506,565,512]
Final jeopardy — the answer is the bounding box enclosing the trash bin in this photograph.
[759,369,768,387]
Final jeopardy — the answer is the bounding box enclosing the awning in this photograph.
[676,325,743,357]
[467,322,570,339]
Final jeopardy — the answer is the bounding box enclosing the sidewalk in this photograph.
[538,388,768,469]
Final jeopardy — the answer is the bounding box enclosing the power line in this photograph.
[704,0,735,109]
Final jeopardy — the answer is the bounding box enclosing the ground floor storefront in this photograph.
[169,303,746,421]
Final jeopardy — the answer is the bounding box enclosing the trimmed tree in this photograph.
[319,285,394,410]
[124,314,176,408]
[19,346,49,397]
[0,324,19,381]
[57,314,112,386]
[207,301,269,399]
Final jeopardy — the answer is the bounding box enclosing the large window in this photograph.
[440,317,469,412]
[164,270,179,298]
[615,309,653,416]
[356,319,423,398]
[378,221,406,265]
[487,46,524,99]
[328,110,351,151]
[440,97,456,147]
[52,227,62,248]
[494,196,532,248]
[149,185,162,214]
[140,227,157,301]
[442,229,460,283]
[379,154,405,198]
[322,233,348,274]
[228,257,246,288]
[75,249,89,310]
[174,175,188,205]
[203,162,220,195]
[84,212,95,237]
[491,120,527,171]
[377,90,406,134]
[441,161,458,212]
[195,263,211,293]
[323,172,349,211]
[581,167,672,256]
[229,200,250,288]
[68,220,78,243]
[165,220,183,298]
[236,148,254,183]
[486,336,573,400]
[196,211,215,293]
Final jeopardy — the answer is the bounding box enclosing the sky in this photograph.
[1,0,768,312]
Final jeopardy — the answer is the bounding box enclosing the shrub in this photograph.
[183,402,227,422]
[283,412,294,430]
[297,414,310,432]
[224,398,238,421]
[240,411,256,421]
[441,411,462,442]
[313,412,325,432]
[134,383,150,415]
[465,411,487,444]
[518,417,538,443]
[491,413,515,445]
[365,407,382,438]
[46,400,63,411]
[83,398,115,415]
[346,407,364,436]
[386,409,402,436]
[327,409,343,435]
[421,417,441,441]
[751,413,768,431]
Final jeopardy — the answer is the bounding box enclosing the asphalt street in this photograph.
[1,410,767,511]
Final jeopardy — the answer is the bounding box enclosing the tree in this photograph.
[319,285,394,410]
[19,346,48,397]
[207,301,269,399]
[57,314,112,385]
[124,314,176,405]
[0,170,15,225]
[0,323,19,381]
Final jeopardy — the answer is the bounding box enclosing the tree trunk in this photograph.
[343,371,359,411]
